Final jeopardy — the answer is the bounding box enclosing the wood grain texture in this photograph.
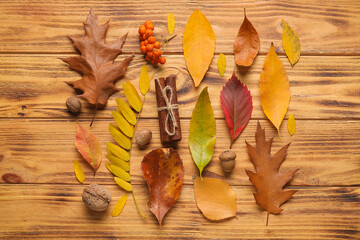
[0,184,359,239]
[0,0,359,54]
[1,55,359,119]
[0,119,359,186]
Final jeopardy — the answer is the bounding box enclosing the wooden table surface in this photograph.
[0,0,359,239]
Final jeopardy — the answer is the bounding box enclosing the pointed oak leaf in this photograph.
[220,72,253,148]
[60,9,134,109]
[245,122,298,224]
[141,148,184,225]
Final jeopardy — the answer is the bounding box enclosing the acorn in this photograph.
[135,129,152,147]
[66,96,81,113]
[219,150,236,173]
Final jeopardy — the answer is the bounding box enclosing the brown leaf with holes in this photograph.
[245,122,298,225]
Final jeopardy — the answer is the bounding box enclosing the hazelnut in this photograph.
[135,129,152,147]
[219,150,236,173]
[66,96,81,113]
[82,184,111,211]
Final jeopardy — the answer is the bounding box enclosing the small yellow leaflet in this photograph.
[112,195,127,217]
[287,114,296,135]
[167,12,175,35]
[218,53,226,77]
[74,160,85,183]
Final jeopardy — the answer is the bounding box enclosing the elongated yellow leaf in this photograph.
[109,124,131,150]
[106,154,129,171]
[123,81,142,112]
[116,98,137,125]
[218,53,226,77]
[106,142,130,161]
[260,43,290,132]
[282,19,300,66]
[287,114,296,135]
[112,195,127,217]
[183,9,215,87]
[106,163,131,182]
[139,65,150,95]
[167,12,175,35]
[74,160,85,183]
[114,177,133,192]
[112,111,133,137]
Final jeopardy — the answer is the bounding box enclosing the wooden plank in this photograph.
[0,184,358,239]
[0,0,359,54]
[0,119,359,186]
[1,55,359,119]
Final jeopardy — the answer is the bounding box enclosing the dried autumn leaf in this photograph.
[183,9,215,87]
[167,12,175,35]
[116,98,137,125]
[123,81,142,112]
[141,148,184,225]
[220,72,253,148]
[139,65,150,95]
[75,124,102,174]
[112,111,133,137]
[282,19,300,66]
[74,160,85,183]
[112,195,127,217]
[246,122,298,225]
[234,9,260,67]
[287,114,296,136]
[260,43,290,133]
[218,53,226,77]
[194,177,236,220]
[189,87,216,179]
[109,123,131,150]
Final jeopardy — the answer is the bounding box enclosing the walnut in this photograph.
[66,96,81,113]
[82,184,111,211]
[135,129,152,147]
[219,150,236,173]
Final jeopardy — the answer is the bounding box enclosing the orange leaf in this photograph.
[194,176,236,221]
[234,9,260,67]
[141,148,184,225]
[75,124,102,174]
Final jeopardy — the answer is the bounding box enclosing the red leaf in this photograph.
[220,72,253,148]
[141,148,184,225]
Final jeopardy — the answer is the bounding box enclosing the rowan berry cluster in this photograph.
[139,20,166,65]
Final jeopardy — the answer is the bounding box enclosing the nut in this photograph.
[135,129,152,147]
[82,184,111,211]
[66,96,81,113]
[219,150,236,173]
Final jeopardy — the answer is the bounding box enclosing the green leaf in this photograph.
[189,87,216,179]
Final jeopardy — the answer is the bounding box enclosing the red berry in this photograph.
[154,49,162,57]
[146,44,154,52]
[154,41,161,49]
[140,45,147,53]
[143,40,148,46]
[145,29,153,38]
[145,20,153,26]
[145,23,154,30]
[140,41,145,46]
[145,55,152,62]
[146,51,154,58]
[159,57,166,64]
[138,25,146,35]
[148,36,156,44]
[151,59,159,65]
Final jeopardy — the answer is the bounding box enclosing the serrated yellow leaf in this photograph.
[114,177,133,192]
[139,65,150,95]
[116,98,137,125]
[112,111,133,137]
[74,160,85,183]
[260,43,290,132]
[167,12,175,35]
[109,124,131,150]
[287,114,296,136]
[106,163,131,182]
[123,81,142,112]
[112,195,127,217]
[282,19,300,66]
[183,9,215,87]
[218,53,226,77]
[106,142,129,161]
[106,154,129,171]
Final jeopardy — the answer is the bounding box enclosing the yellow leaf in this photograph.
[123,81,142,112]
[106,163,131,182]
[217,53,226,77]
[112,111,133,137]
[106,142,130,161]
[194,177,236,220]
[287,114,296,135]
[167,12,175,35]
[282,19,301,66]
[73,160,85,183]
[109,124,131,150]
[114,177,133,192]
[183,9,215,87]
[112,195,127,217]
[260,43,290,132]
[116,98,137,125]
[106,154,129,171]
[139,65,150,95]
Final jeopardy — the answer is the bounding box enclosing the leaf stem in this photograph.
[162,34,177,49]
[266,212,269,226]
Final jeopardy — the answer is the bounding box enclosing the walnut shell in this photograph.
[219,150,236,173]
[66,96,81,113]
[135,129,152,147]
[82,184,111,211]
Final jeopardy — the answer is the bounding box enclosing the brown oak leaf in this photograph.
[60,9,134,111]
[245,122,298,225]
